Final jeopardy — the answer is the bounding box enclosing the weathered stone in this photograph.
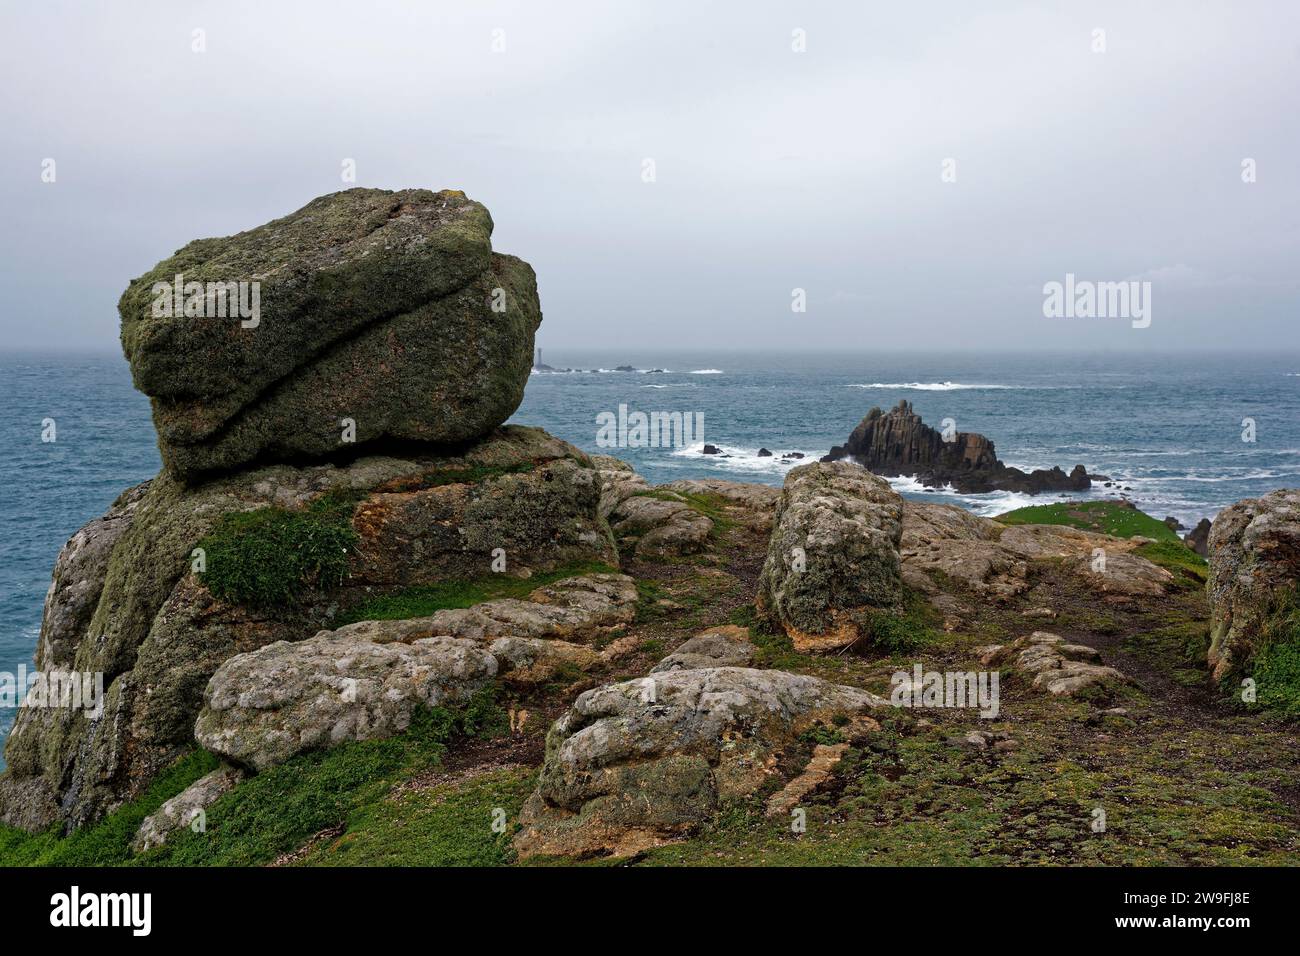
[609,493,713,557]
[661,478,782,533]
[651,625,754,672]
[0,427,612,831]
[1207,489,1300,681]
[132,766,246,853]
[120,188,541,481]
[982,631,1129,698]
[757,461,904,652]
[196,635,497,771]
[591,455,649,520]
[514,667,884,858]
[326,573,636,647]
[487,637,600,687]
[1185,518,1212,557]
[1070,551,1172,596]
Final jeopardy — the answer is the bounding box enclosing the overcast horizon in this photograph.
[2,0,1297,353]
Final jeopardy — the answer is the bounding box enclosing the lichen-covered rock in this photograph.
[591,455,649,520]
[514,667,884,858]
[0,427,613,832]
[609,493,713,557]
[660,479,781,532]
[651,625,754,672]
[132,766,245,853]
[1071,551,1172,596]
[119,188,541,481]
[756,462,904,652]
[196,636,497,771]
[321,573,634,688]
[1207,489,1300,681]
[980,632,1129,698]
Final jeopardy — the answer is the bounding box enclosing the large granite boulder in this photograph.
[756,461,904,652]
[0,427,614,832]
[513,667,884,858]
[119,188,541,481]
[196,635,498,770]
[1207,490,1300,681]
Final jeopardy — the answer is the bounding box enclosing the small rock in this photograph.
[132,766,245,853]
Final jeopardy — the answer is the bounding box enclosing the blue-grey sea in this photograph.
[3,348,1300,759]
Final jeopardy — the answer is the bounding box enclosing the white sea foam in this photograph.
[690,368,724,374]
[672,442,820,474]
[846,382,1024,391]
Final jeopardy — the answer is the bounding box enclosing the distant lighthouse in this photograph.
[535,347,542,368]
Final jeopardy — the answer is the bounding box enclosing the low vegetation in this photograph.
[197,492,360,608]
[997,500,1182,543]
[337,560,618,625]
[0,691,508,867]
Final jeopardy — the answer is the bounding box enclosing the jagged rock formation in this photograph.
[757,461,904,652]
[1185,518,1212,557]
[1207,489,1300,681]
[823,400,1095,495]
[120,188,541,482]
[513,667,885,858]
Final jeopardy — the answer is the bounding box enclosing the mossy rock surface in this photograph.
[119,188,541,481]
[0,427,613,833]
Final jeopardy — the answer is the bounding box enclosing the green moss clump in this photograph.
[996,500,1181,542]
[196,493,359,608]
[1248,591,1300,718]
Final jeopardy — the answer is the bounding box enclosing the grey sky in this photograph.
[1,0,1297,352]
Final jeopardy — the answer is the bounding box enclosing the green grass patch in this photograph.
[295,767,536,866]
[997,500,1181,542]
[0,749,220,866]
[337,561,618,625]
[196,491,360,608]
[1135,540,1208,584]
[0,691,508,867]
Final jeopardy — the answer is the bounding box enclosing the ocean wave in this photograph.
[530,367,673,375]
[846,382,1026,391]
[880,474,1084,517]
[689,368,723,374]
[671,442,821,473]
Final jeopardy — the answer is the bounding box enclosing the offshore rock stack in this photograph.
[823,400,1096,495]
